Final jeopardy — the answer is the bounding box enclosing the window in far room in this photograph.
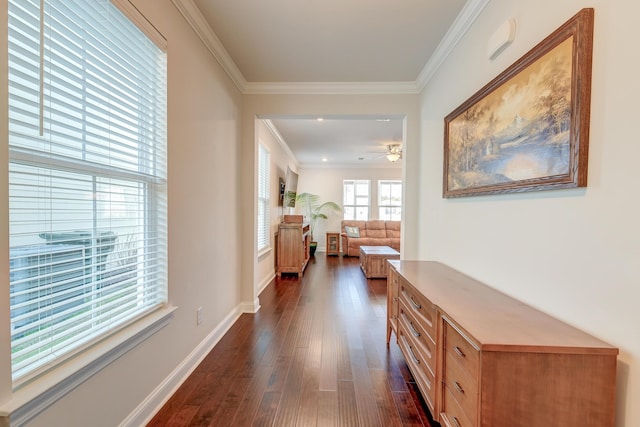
[257,143,271,252]
[378,180,402,220]
[343,179,370,220]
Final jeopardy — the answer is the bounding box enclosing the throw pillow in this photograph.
[344,226,360,238]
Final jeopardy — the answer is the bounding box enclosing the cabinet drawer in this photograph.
[441,386,475,427]
[398,323,437,413]
[444,351,478,425]
[444,321,479,378]
[399,280,437,342]
[398,299,436,375]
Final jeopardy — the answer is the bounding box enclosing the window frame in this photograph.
[378,179,403,221]
[342,179,370,221]
[257,143,271,254]
[3,1,172,419]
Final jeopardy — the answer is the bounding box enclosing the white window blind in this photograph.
[343,180,370,220]
[378,180,402,220]
[8,0,167,383]
[257,143,270,252]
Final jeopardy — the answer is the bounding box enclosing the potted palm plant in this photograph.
[295,192,341,256]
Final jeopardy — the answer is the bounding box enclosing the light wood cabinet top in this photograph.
[389,260,618,355]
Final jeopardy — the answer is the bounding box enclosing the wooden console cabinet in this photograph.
[276,222,310,277]
[387,260,618,427]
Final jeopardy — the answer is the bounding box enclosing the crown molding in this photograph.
[171,0,247,92]
[172,0,488,95]
[244,81,420,95]
[416,0,490,92]
[262,119,299,165]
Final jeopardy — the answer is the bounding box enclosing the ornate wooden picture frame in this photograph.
[443,8,594,198]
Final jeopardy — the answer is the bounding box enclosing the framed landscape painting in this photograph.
[443,8,594,198]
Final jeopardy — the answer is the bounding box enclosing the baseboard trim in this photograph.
[121,304,244,427]
[239,297,261,314]
[257,273,275,295]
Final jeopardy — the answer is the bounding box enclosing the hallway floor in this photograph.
[148,254,434,426]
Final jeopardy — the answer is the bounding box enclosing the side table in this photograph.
[326,232,340,256]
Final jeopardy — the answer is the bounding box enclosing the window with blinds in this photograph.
[8,0,168,383]
[257,143,271,252]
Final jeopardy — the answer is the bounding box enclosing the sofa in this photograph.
[340,220,400,257]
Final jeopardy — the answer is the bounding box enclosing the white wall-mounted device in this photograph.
[487,19,516,60]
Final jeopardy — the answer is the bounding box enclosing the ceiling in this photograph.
[182,0,481,167]
[267,115,405,168]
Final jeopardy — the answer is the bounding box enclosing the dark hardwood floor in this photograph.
[148,254,435,426]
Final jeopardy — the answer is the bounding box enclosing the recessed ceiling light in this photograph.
[322,157,328,162]
[317,117,324,122]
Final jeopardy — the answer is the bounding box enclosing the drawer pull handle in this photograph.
[454,346,466,358]
[409,321,421,338]
[453,416,461,427]
[408,345,420,365]
[454,381,465,394]
[409,296,422,310]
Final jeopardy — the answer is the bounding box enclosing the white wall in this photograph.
[255,120,298,293]
[297,167,402,251]
[416,1,640,425]
[0,1,246,425]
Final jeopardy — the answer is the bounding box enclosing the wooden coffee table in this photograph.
[359,245,400,278]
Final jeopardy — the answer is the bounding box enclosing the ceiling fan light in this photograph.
[386,152,401,162]
[385,144,402,162]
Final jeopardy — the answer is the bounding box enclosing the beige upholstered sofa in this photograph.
[340,220,401,257]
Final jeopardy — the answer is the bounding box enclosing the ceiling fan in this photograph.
[363,143,403,163]
[384,144,403,162]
